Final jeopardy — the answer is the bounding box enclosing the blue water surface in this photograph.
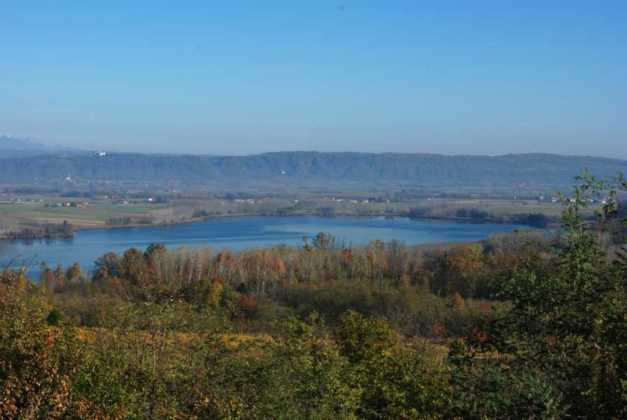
[0,216,523,275]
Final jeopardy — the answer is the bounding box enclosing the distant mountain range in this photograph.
[0,136,83,158]
[0,150,625,192]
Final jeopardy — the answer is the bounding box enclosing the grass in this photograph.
[0,202,163,228]
[421,198,567,217]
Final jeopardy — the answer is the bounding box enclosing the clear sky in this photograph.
[1,1,626,157]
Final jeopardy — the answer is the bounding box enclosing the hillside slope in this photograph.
[0,152,625,190]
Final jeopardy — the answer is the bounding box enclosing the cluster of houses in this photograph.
[233,198,257,204]
[102,195,155,205]
[45,201,89,209]
[113,198,156,205]
[539,195,609,205]
[328,197,389,204]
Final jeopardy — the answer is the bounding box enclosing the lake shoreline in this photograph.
[1,215,532,277]
[1,210,548,242]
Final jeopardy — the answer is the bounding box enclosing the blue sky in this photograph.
[1,1,626,157]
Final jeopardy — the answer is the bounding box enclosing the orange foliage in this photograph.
[237,294,259,318]
[448,244,484,275]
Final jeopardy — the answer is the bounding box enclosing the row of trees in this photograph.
[39,230,553,302]
[408,206,551,228]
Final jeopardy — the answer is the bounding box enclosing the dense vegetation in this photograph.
[0,221,74,240]
[1,151,625,190]
[1,173,625,418]
[409,206,551,227]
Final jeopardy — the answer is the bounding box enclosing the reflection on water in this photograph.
[7,237,76,247]
[0,216,523,277]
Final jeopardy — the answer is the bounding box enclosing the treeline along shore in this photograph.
[0,221,74,240]
[0,201,555,242]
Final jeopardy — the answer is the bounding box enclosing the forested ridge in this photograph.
[1,151,625,188]
[0,173,625,418]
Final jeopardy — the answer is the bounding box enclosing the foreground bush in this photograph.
[448,173,627,418]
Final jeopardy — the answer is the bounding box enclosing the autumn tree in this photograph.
[65,262,83,285]
[39,263,56,293]
[118,248,151,299]
[53,265,66,292]
[429,244,485,297]
[93,252,119,283]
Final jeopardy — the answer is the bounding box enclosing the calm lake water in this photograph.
[0,216,523,275]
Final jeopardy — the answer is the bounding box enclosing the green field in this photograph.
[0,201,163,229]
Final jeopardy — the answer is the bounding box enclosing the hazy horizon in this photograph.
[3,134,627,162]
[2,1,627,158]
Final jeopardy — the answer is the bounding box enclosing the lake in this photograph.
[0,216,523,275]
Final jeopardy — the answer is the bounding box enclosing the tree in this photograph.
[366,240,387,288]
[65,262,83,285]
[93,252,119,282]
[39,263,56,293]
[240,250,286,295]
[0,280,86,417]
[53,265,65,291]
[449,172,627,418]
[429,244,485,297]
[312,232,336,251]
[144,243,166,261]
[118,248,151,299]
[335,311,449,418]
